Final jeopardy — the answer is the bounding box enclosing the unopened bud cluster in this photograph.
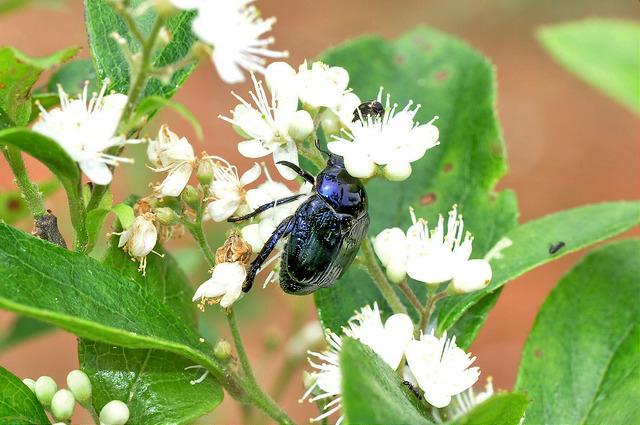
[22,370,131,424]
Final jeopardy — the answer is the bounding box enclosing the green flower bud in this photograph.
[51,389,75,422]
[35,376,57,407]
[181,185,200,209]
[99,400,130,425]
[196,159,214,186]
[213,339,233,361]
[67,370,92,403]
[155,207,180,226]
[22,378,36,393]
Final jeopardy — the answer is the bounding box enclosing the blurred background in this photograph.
[0,0,637,423]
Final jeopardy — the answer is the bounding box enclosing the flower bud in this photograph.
[287,110,314,142]
[373,227,406,267]
[213,339,233,361]
[99,400,130,425]
[383,161,412,182]
[181,184,200,209]
[35,376,57,407]
[51,389,75,422]
[155,207,180,226]
[450,259,492,294]
[265,62,296,97]
[196,159,214,186]
[386,257,407,283]
[22,378,36,393]
[240,223,264,251]
[67,370,92,404]
[344,154,376,179]
[156,27,171,48]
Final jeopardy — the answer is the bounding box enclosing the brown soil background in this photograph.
[0,1,638,424]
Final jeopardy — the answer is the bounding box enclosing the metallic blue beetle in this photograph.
[228,142,369,295]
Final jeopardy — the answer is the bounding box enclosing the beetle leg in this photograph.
[243,215,294,292]
[276,161,315,184]
[227,194,305,222]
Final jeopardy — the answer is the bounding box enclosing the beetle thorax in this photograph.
[315,164,367,216]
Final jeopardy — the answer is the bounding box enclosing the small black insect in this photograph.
[352,100,385,122]
[402,381,422,400]
[549,241,565,254]
[228,140,369,295]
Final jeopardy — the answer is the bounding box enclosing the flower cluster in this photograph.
[374,205,492,293]
[302,304,480,423]
[169,0,288,84]
[328,87,440,180]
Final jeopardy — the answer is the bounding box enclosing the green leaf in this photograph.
[110,203,135,230]
[0,46,78,126]
[79,341,222,424]
[514,239,640,424]
[78,233,217,423]
[538,19,639,114]
[0,223,231,391]
[45,58,99,96]
[0,180,59,224]
[84,0,197,99]
[0,316,57,352]
[132,95,202,139]
[0,128,81,196]
[0,365,50,425]
[83,185,113,253]
[102,236,197,326]
[445,393,528,425]
[315,27,518,332]
[438,201,640,349]
[341,338,434,425]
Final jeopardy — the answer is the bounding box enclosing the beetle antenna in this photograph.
[315,139,331,156]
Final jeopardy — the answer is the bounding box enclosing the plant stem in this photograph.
[184,199,295,424]
[397,278,425,314]
[182,207,216,267]
[227,307,296,425]
[360,238,408,315]
[419,287,447,332]
[87,13,167,216]
[1,145,48,218]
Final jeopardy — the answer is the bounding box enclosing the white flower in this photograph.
[33,80,140,185]
[373,206,492,291]
[147,125,196,198]
[301,304,414,424]
[342,303,414,370]
[303,337,345,425]
[450,377,494,419]
[192,0,288,84]
[220,73,312,180]
[206,156,262,221]
[320,92,362,137]
[192,261,246,308]
[114,212,158,275]
[406,205,491,288]
[295,60,350,110]
[405,330,480,408]
[328,87,439,180]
